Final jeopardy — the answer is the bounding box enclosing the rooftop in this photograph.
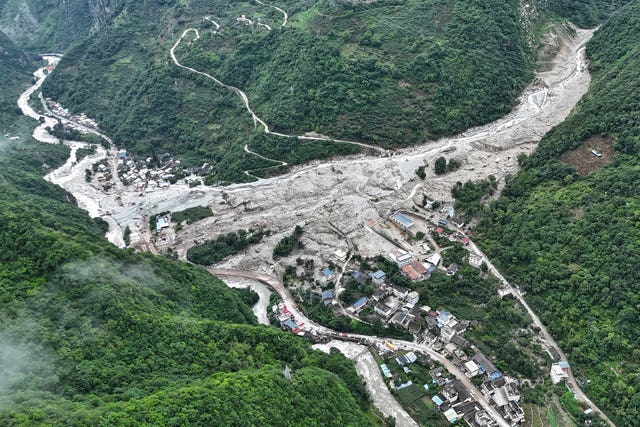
[352,296,368,310]
[370,270,386,280]
[321,290,334,300]
[392,213,414,227]
[321,268,334,277]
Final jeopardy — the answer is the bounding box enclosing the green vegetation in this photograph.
[273,225,303,259]
[0,32,35,132]
[171,205,213,225]
[187,228,270,266]
[477,2,640,424]
[301,298,412,341]
[0,141,372,425]
[37,0,603,183]
[434,156,447,175]
[451,175,497,217]
[0,0,121,51]
[0,50,372,425]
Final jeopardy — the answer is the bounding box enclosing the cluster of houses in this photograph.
[273,302,306,336]
[116,151,193,191]
[317,263,427,330]
[377,342,519,426]
[416,309,526,425]
[430,378,498,426]
[46,99,100,131]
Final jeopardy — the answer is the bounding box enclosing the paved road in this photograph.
[463,236,616,427]
[211,268,510,427]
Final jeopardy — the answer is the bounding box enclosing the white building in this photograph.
[469,252,483,268]
[464,360,480,377]
[426,253,442,267]
[550,363,569,384]
[396,253,414,267]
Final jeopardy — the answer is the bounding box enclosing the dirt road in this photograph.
[170,24,388,157]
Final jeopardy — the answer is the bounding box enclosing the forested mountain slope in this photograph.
[477,1,640,424]
[0,30,34,126]
[0,53,372,425]
[39,0,620,183]
[0,0,122,50]
[0,140,372,425]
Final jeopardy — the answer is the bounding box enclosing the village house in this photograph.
[350,296,369,313]
[395,252,414,267]
[464,360,480,377]
[550,361,570,384]
[320,290,334,306]
[333,248,348,263]
[391,212,415,230]
[426,252,442,267]
[320,268,335,284]
[396,351,417,366]
[447,263,459,276]
[482,376,524,424]
[472,353,502,380]
[469,252,483,268]
[404,291,420,309]
[374,303,394,319]
[390,308,412,327]
[369,269,386,285]
[450,334,469,348]
[400,261,429,282]
[392,286,410,299]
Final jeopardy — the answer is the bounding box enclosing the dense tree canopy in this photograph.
[38,0,592,183]
[477,2,640,423]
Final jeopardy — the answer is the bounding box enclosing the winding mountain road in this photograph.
[255,0,288,27]
[169,22,389,172]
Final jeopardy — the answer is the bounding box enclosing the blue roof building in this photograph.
[397,380,413,390]
[321,290,334,300]
[352,271,362,279]
[321,290,334,306]
[392,213,415,229]
[370,270,386,284]
[432,395,444,406]
[321,268,334,277]
[282,319,297,330]
[352,297,368,311]
[380,364,392,378]
[371,270,386,279]
[156,216,170,233]
[438,311,452,324]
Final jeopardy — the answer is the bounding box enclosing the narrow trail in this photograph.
[243,143,287,166]
[169,22,388,175]
[203,16,220,30]
[255,0,288,27]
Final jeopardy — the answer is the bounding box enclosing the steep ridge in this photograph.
[0,59,372,426]
[41,0,569,184]
[0,0,122,50]
[477,1,640,424]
